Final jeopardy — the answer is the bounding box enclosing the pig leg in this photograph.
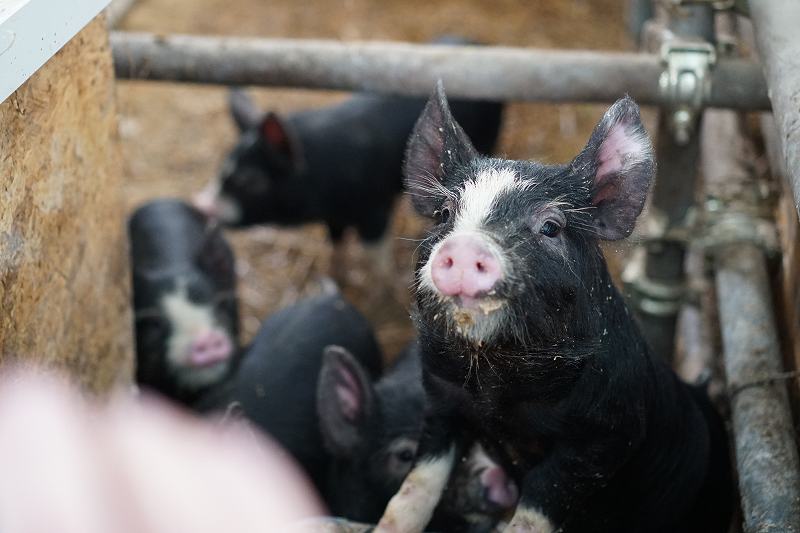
[374,416,461,533]
[504,506,554,533]
[503,436,637,533]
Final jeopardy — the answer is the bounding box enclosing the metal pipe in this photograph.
[749,0,800,219]
[625,3,713,362]
[716,245,800,533]
[110,32,769,108]
[106,0,138,28]
[703,109,800,533]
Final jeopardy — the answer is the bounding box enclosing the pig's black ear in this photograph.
[228,89,262,132]
[404,80,478,217]
[259,112,297,163]
[317,345,375,457]
[571,96,655,240]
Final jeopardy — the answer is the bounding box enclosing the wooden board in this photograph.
[0,15,133,395]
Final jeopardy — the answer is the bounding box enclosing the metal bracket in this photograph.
[698,210,780,258]
[622,246,686,317]
[659,41,716,145]
[620,207,694,317]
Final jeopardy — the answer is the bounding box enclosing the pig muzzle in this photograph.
[430,233,503,309]
[188,330,234,368]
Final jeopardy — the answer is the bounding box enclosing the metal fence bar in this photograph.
[702,109,800,533]
[106,0,138,28]
[716,244,800,533]
[749,0,800,219]
[110,32,769,109]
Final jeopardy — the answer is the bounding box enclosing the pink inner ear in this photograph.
[262,117,290,152]
[596,123,641,181]
[336,367,361,421]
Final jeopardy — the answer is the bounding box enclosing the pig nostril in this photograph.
[476,261,486,273]
[444,257,454,268]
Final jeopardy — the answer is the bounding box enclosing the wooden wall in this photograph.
[0,15,134,395]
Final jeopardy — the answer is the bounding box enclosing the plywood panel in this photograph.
[0,14,133,395]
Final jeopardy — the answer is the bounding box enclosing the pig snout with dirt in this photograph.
[195,289,383,493]
[373,83,733,533]
[318,342,518,532]
[129,199,240,405]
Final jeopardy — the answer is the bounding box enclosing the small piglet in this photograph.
[374,83,733,533]
[195,289,384,491]
[318,342,518,532]
[129,199,239,405]
[194,39,503,256]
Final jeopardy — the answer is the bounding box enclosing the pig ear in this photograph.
[404,80,478,217]
[259,112,296,162]
[228,89,262,132]
[571,96,655,240]
[317,345,375,458]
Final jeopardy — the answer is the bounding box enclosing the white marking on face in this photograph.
[376,445,456,533]
[216,194,243,225]
[416,168,525,344]
[504,506,555,533]
[455,168,522,234]
[161,283,230,390]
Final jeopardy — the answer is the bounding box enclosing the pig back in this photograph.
[201,292,383,489]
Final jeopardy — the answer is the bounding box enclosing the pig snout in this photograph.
[480,465,518,510]
[192,187,220,219]
[431,234,502,300]
[189,330,233,367]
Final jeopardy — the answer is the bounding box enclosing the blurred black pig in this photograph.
[318,342,518,532]
[129,199,240,405]
[195,289,383,492]
[373,83,733,533]
[194,38,504,276]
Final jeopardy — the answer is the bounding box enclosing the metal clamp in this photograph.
[699,211,780,257]
[659,41,716,145]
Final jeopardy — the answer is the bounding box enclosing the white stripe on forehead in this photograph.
[455,167,522,233]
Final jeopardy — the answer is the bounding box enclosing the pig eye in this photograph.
[540,220,562,238]
[395,448,415,463]
[386,437,419,478]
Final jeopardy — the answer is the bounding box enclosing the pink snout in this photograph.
[192,187,220,219]
[480,465,519,510]
[189,330,233,367]
[430,234,502,300]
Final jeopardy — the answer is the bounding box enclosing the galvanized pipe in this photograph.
[716,245,800,533]
[110,32,769,108]
[749,0,800,219]
[703,109,800,533]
